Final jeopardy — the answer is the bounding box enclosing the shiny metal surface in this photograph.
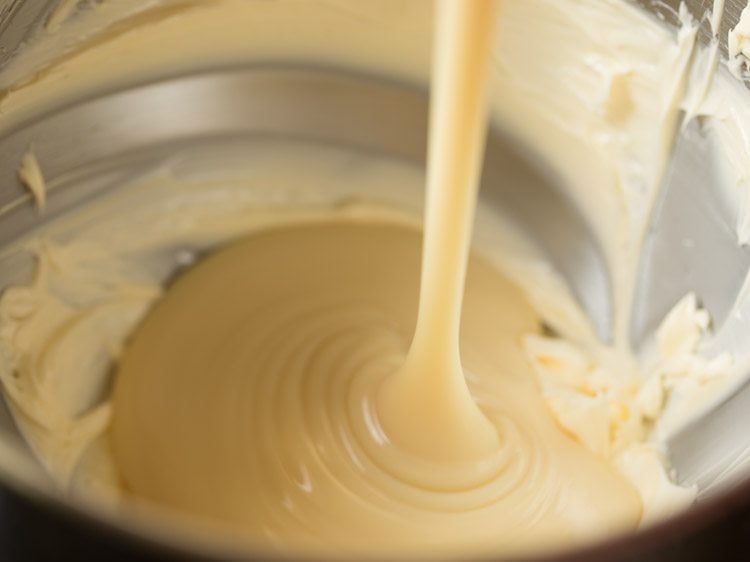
[0,65,608,324]
[654,116,750,488]
[630,0,750,488]
[669,373,750,490]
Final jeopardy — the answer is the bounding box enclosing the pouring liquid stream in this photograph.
[377,0,501,472]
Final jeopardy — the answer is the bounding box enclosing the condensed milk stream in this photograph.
[376,0,500,474]
[110,0,642,555]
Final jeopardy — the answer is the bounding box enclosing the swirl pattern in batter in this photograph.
[111,222,641,556]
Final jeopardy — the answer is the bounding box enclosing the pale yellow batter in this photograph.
[0,0,745,558]
[112,223,639,555]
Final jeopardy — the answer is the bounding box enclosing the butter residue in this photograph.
[524,293,732,518]
[489,0,697,345]
[45,0,80,34]
[682,0,724,120]
[729,3,750,78]
[0,242,152,484]
[17,149,47,210]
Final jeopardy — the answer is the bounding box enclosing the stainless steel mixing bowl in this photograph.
[0,0,748,560]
